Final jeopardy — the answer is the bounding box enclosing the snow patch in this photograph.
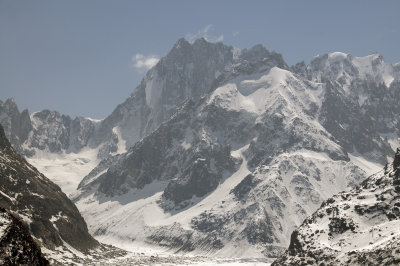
[0,190,16,204]
[0,212,12,239]
[145,71,164,108]
[209,67,305,116]
[348,151,383,176]
[328,52,348,62]
[112,127,127,155]
[380,132,400,152]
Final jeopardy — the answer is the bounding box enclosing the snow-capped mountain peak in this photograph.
[208,66,316,117]
[327,51,350,62]
[308,51,397,89]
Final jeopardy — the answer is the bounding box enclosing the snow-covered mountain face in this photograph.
[88,38,236,152]
[88,38,288,152]
[1,38,400,258]
[273,148,400,265]
[75,50,388,257]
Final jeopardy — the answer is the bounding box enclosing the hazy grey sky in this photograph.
[1,0,399,119]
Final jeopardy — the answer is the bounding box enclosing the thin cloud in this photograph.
[233,31,240,37]
[186,24,224,43]
[132,53,160,72]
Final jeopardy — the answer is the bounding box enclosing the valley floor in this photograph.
[87,248,273,266]
[44,241,273,265]
[102,254,272,266]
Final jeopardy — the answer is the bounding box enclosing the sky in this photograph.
[1,0,399,119]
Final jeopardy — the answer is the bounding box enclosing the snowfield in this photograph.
[26,147,100,198]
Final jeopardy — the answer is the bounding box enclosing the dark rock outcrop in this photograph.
[0,207,49,266]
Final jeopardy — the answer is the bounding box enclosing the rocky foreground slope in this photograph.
[273,148,400,265]
[0,207,49,265]
[0,123,100,263]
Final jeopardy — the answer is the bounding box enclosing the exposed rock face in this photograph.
[298,52,400,163]
[0,99,33,155]
[0,124,98,253]
[273,149,400,265]
[29,110,97,154]
[320,80,396,164]
[0,207,49,266]
[79,99,237,209]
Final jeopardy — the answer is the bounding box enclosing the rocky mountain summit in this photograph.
[0,38,289,161]
[273,148,400,265]
[0,98,99,157]
[0,123,99,261]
